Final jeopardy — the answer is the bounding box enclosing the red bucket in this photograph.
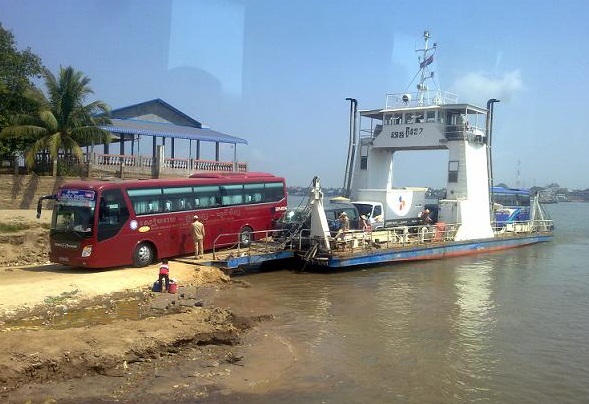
[168,282,178,294]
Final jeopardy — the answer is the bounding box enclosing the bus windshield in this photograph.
[52,189,96,234]
[53,205,95,233]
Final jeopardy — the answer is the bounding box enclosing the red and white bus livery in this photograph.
[38,172,287,268]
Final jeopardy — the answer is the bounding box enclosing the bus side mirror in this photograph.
[36,194,57,219]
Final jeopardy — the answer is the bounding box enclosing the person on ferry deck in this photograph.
[360,215,371,231]
[335,211,350,239]
[420,208,433,227]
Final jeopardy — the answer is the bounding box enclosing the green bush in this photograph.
[0,223,30,233]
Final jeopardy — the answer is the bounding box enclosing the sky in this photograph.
[1,0,588,190]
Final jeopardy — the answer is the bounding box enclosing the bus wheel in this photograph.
[133,242,155,267]
[239,226,253,248]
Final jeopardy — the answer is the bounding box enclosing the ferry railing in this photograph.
[304,218,555,256]
[325,218,539,254]
[493,219,554,236]
[211,229,290,261]
[328,222,460,254]
[535,218,555,232]
[209,218,555,261]
[384,91,458,109]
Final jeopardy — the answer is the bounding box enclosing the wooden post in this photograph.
[154,145,164,179]
[119,155,125,179]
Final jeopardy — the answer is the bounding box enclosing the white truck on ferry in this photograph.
[349,187,435,229]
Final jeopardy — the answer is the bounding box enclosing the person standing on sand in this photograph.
[191,214,205,259]
[158,259,170,292]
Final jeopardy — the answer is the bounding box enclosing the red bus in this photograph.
[37,172,287,268]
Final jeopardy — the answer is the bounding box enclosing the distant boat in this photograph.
[538,193,559,204]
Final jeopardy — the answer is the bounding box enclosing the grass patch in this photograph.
[0,223,31,233]
[44,289,80,305]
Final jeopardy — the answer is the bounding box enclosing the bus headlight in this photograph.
[81,245,93,258]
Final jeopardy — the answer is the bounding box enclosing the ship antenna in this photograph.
[416,30,437,105]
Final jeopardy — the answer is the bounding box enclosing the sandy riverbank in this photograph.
[0,210,296,403]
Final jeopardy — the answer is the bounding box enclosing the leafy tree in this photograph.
[1,66,112,169]
[0,22,45,155]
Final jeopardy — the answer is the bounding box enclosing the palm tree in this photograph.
[1,66,111,171]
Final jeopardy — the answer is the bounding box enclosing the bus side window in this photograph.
[97,189,129,241]
[148,200,159,213]
[221,184,244,206]
[127,188,163,216]
[133,201,146,215]
[193,196,208,207]
[263,182,284,202]
[194,185,220,209]
[99,199,109,223]
[244,184,265,204]
[162,186,194,213]
[178,198,191,210]
[99,194,124,224]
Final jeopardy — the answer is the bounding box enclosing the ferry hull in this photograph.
[307,234,553,269]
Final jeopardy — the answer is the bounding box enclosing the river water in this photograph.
[213,202,589,403]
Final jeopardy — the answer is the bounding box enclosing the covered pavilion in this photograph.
[100,98,247,164]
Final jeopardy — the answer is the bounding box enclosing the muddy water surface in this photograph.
[207,203,589,403]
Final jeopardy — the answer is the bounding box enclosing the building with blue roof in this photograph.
[90,99,248,178]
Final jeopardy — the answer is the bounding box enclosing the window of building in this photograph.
[360,145,368,170]
[448,160,459,183]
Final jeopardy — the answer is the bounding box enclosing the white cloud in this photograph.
[453,70,524,105]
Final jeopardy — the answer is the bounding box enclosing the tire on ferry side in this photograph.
[133,241,156,267]
[238,226,253,248]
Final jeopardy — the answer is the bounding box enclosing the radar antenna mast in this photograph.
[415,30,437,105]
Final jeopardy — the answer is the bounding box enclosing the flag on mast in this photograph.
[420,55,434,69]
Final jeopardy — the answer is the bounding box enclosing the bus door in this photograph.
[94,189,131,265]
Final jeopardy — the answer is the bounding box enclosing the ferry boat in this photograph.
[297,31,554,269]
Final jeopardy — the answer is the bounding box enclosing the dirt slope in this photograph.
[0,210,295,403]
